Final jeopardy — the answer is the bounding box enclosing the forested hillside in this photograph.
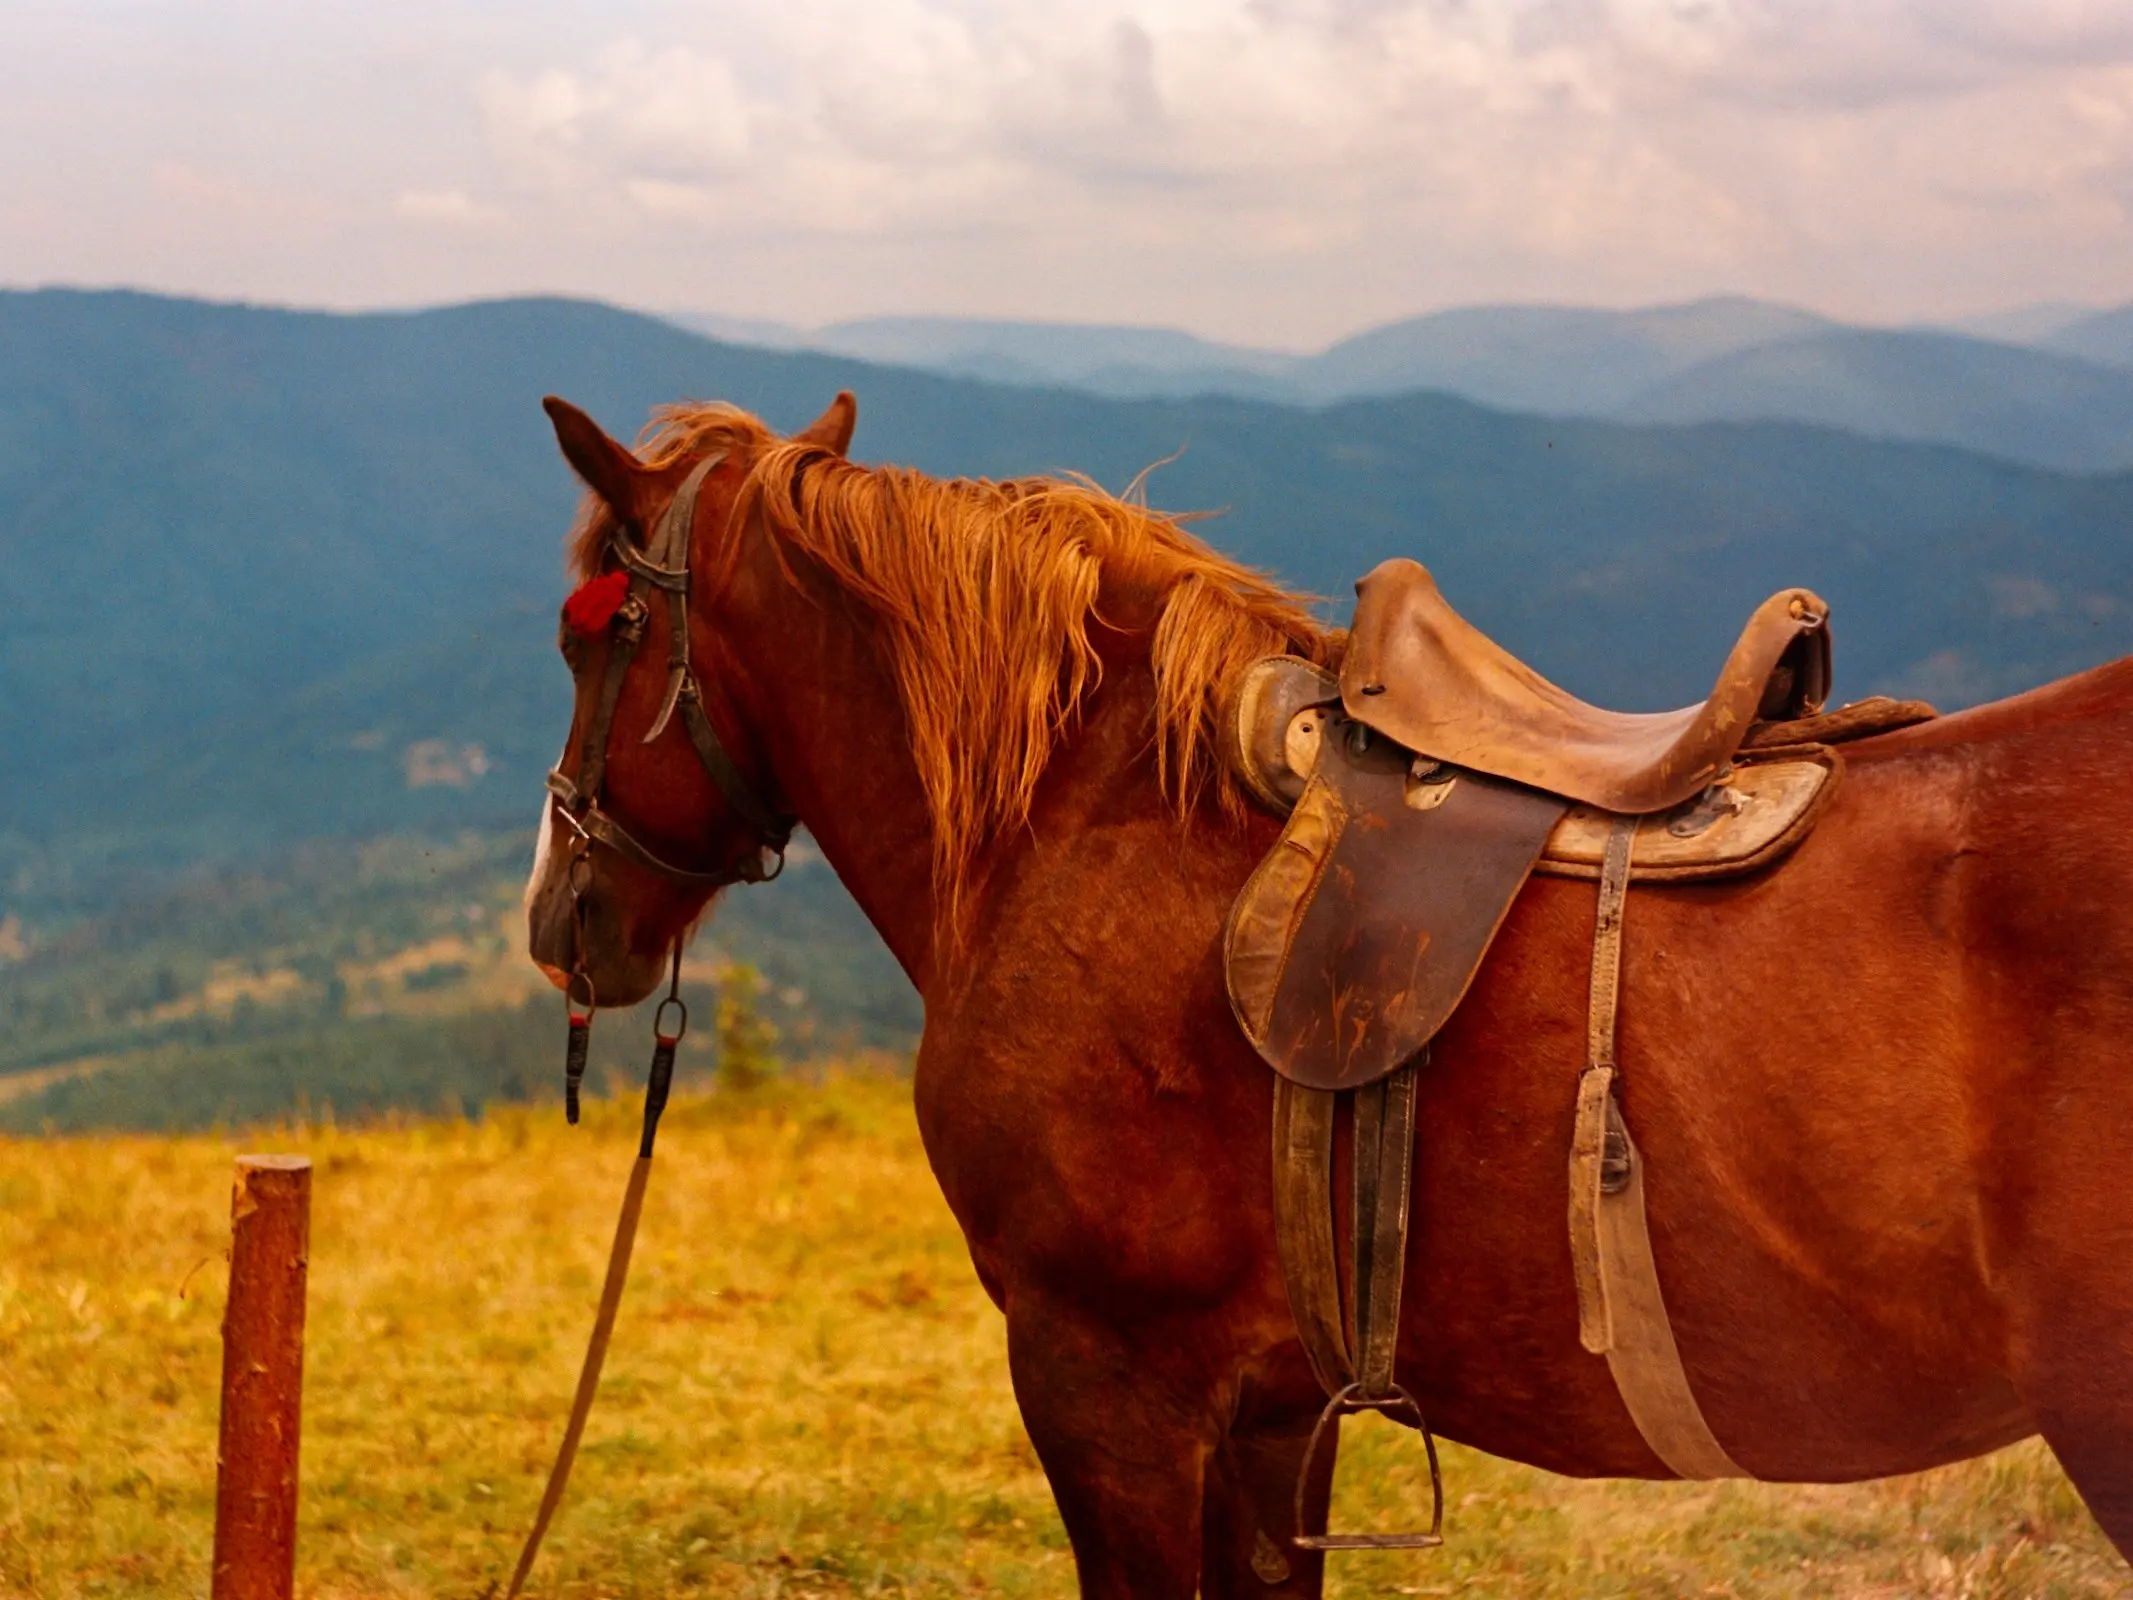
[7,289,2131,913]
[0,832,916,1132]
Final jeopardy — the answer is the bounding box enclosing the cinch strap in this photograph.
[1568,814,1748,1481]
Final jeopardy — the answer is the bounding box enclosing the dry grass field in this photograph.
[0,1072,2123,1599]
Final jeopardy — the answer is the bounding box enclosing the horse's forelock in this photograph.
[564,402,778,581]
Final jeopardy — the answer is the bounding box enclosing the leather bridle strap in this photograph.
[551,451,793,886]
[677,682,787,841]
[545,770,739,886]
[504,1149,653,1599]
[510,451,794,1595]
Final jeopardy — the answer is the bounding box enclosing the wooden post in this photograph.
[211,1155,312,1600]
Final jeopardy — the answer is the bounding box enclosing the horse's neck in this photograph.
[711,539,1184,1002]
[713,539,944,990]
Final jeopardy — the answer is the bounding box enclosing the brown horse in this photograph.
[522,390,2133,1598]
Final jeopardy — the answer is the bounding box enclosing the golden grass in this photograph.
[0,1074,2122,1599]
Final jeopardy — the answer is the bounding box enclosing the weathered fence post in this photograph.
[211,1154,312,1600]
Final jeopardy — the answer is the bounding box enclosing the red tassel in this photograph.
[563,570,631,635]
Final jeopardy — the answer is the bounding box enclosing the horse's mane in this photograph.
[569,402,1338,920]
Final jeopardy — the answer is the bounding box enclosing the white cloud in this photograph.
[393,187,504,226]
[462,3,2133,263]
[9,0,2133,341]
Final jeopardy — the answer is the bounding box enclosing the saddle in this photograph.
[1342,558,1833,813]
[1220,560,1935,1554]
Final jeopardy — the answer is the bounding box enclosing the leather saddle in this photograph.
[1223,561,1938,1532]
[1223,559,1930,1092]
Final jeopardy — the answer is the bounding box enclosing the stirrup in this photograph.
[1292,1381,1445,1551]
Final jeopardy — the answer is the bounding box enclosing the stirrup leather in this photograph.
[1272,1060,1445,1551]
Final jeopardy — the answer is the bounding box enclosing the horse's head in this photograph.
[523,390,858,1009]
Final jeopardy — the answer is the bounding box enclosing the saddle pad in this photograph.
[1534,751,1840,883]
[1226,722,1568,1092]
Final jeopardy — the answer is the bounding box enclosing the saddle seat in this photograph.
[1341,559,1832,815]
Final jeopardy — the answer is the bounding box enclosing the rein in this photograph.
[507,452,792,1597]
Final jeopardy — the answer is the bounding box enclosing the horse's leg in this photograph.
[1975,811,2133,1562]
[2007,1271,2133,1555]
[2002,1178,2133,1558]
[1006,1294,1214,1600]
[1201,1420,1332,1599]
[2035,1416,2133,1560]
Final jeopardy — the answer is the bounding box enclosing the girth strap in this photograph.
[1568,816,1748,1480]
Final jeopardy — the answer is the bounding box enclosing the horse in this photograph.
[522,388,2133,1598]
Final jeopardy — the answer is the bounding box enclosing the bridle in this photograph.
[543,449,795,1118]
[545,450,793,892]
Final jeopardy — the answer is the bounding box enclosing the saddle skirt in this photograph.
[1226,719,1568,1092]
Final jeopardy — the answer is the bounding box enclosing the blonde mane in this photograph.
[570,402,1338,920]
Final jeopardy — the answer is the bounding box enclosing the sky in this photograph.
[5,0,2133,348]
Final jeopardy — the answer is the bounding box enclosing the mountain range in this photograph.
[672,297,2133,473]
[6,287,2132,920]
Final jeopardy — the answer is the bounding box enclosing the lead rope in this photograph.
[503,945,687,1599]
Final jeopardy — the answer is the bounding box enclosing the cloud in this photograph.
[463,3,2133,260]
[10,0,2133,340]
[481,42,755,190]
[393,188,504,226]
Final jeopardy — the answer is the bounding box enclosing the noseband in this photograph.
[545,451,794,892]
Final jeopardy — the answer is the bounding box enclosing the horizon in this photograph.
[5,280,2119,360]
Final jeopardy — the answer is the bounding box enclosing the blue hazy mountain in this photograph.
[6,288,2131,910]
[668,298,1833,410]
[1617,329,2133,472]
[1934,302,2099,347]
[670,298,2133,470]
[2040,303,2133,371]
[667,311,1301,401]
[1286,297,1835,411]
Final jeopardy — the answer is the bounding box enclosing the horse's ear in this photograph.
[793,391,857,456]
[544,396,649,524]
